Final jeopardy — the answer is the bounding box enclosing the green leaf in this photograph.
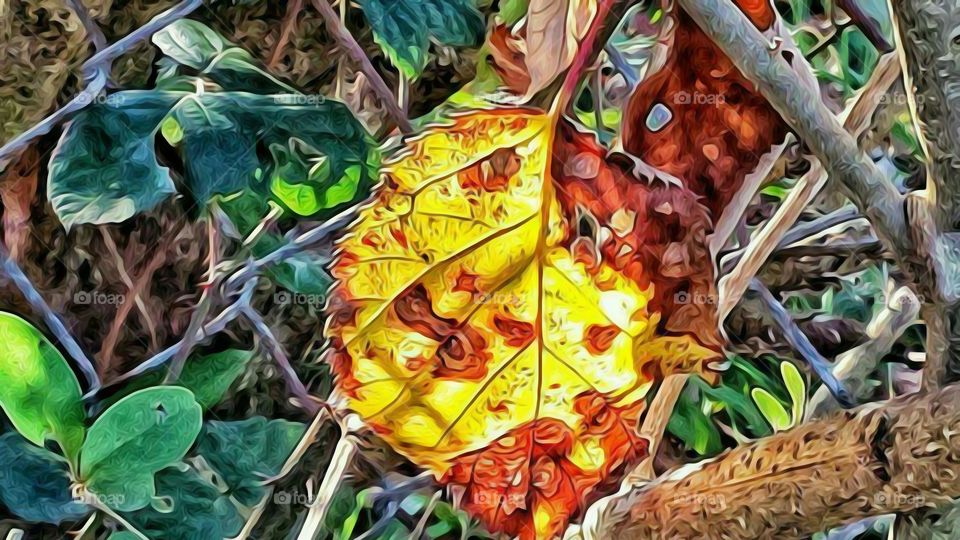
[152,20,294,93]
[49,91,376,224]
[80,387,202,511]
[194,417,305,506]
[838,27,880,91]
[48,92,180,229]
[668,389,723,456]
[98,349,254,412]
[0,313,86,465]
[177,349,253,409]
[359,0,484,79]
[123,465,244,540]
[254,233,332,296]
[781,361,807,425]
[0,432,91,524]
[751,387,792,432]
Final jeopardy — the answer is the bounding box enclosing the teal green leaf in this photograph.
[838,27,880,91]
[98,349,253,412]
[0,432,91,524]
[0,313,85,465]
[176,349,253,409]
[49,91,376,224]
[152,19,294,93]
[123,465,244,540]
[80,387,202,511]
[751,387,792,432]
[781,361,807,424]
[359,0,484,79]
[48,92,181,229]
[195,417,306,506]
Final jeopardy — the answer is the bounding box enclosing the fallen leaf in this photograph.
[327,108,719,538]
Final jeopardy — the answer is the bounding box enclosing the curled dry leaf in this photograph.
[326,108,721,538]
[489,0,599,99]
[622,0,788,217]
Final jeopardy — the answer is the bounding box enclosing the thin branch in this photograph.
[66,0,107,51]
[716,52,900,320]
[749,279,854,406]
[268,0,304,69]
[309,0,412,133]
[241,305,321,415]
[0,243,99,391]
[679,0,922,283]
[296,430,358,540]
[807,285,920,418]
[834,0,894,52]
[93,279,257,396]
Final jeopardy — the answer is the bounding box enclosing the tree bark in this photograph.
[590,383,960,539]
[889,0,960,388]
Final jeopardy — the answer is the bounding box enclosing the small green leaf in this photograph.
[81,387,202,511]
[195,417,306,506]
[107,533,141,540]
[0,312,85,465]
[751,387,792,432]
[152,20,294,93]
[781,361,807,425]
[360,0,484,79]
[178,349,253,409]
[49,91,376,224]
[0,432,91,524]
[668,389,723,456]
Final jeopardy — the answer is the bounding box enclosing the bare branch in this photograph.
[749,279,853,406]
[309,0,412,134]
[678,0,928,291]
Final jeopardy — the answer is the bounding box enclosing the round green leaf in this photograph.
[0,312,85,464]
[80,387,202,511]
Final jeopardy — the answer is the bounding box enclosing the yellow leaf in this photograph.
[326,107,715,538]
